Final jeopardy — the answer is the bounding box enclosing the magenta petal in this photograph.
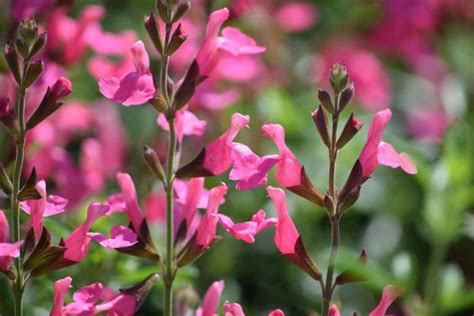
[218,214,258,243]
[44,195,68,216]
[329,305,341,316]
[90,225,138,249]
[50,276,72,316]
[269,309,285,316]
[196,184,228,248]
[0,241,23,257]
[157,109,207,143]
[196,280,225,316]
[377,142,417,174]
[217,27,266,56]
[224,302,245,316]
[369,285,403,316]
[116,173,145,232]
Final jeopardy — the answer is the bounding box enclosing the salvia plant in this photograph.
[0,1,423,316]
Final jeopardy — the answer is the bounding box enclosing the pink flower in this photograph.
[20,180,68,237]
[50,77,73,101]
[116,172,146,232]
[268,310,285,316]
[196,184,228,248]
[174,178,207,239]
[275,3,318,32]
[218,209,277,243]
[89,225,138,249]
[407,107,450,142]
[267,187,299,255]
[157,108,207,143]
[330,284,402,316]
[262,124,302,188]
[80,139,104,194]
[217,27,266,56]
[50,276,72,316]
[359,109,417,177]
[10,0,53,20]
[99,41,156,106]
[229,143,279,190]
[196,280,225,316]
[63,203,109,262]
[0,212,23,272]
[196,8,230,76]
[224,302,245,316]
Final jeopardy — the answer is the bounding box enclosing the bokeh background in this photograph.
[0,0,473,315]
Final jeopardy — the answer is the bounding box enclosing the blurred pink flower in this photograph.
[262,124,302,188]
[267,186,299,255]
[218,209,277,243]
[196,184,228,248]
[116,173,145,232]
[316,41,391,112]
[0,211,23,272]
[275,2,318,32]
[196,280,225,316]
[229,143,279,190]
[20,180,68,237]
[359,109,417,176]
[157,108,207,143]
[407,107,450,142]
[89,225,138,250]
[47,5,105,65]
[99,41,156,106]
[10,0,53,20]
[63,203,109,262]
[224,302,285,316]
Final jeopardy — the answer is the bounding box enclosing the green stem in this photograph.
[423,242,447,315]
[322,219,340,316]
[10,58,30,316]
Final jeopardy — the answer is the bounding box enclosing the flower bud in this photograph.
[50,77,73,100]
[19,19,39,43]
[172,0,191,23]
[5,43,22,84]
[120,273,160,309]
[144,145,165,181]
[339,82,354,113]
[15,38,29,58]
[173,60,201,111]
[29,32,48,57]
[156,0,170,23]
[144,13,163,54]
[336,113,362,149]
[0,164,13,196]
[335,249,373,285]
[312,105,330,148]
[329,63,349,93]
[317,89,333,113]
[166,24,187,56]
[24,60,44,88]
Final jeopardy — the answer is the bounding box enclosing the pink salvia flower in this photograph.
[116,172,145,232]
[229,143,279,190]
[50,77,73,101]
[63,282,103,314]
[218,209,276,243]
[217,27,266,56]
[0,211,12,272]
[224,302,245,316]
[196,184,228,248]
[262,124,302,187]
[20,180,68,237]
[329,305,340,316]
[99,41,156,106]
[275,3,318,32]
[196,280,225,316]
[89,225,138,249]
[50,276,72,316]
[359,109,416,177]
[369,285,403,316]
[94,288,136,315]
[268,310,285,316]
[196,8,230,76]
[63,203,109,262]
[157,108,207,143]
[267,187,299,255]
[203,113,250,175]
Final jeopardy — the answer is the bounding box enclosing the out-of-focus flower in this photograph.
[0,211,23,272]
[99,41,156,106]
[195,280,225,316]
[157,108,207,143]
[224,302,286,316]
[217,27,266,56]
[275,2,318,32]
[63,203,109,262]
[47,5,105,65]
[407,107,450,142]
[10,0,53,20]
[315,41,391,112]
[329,284,402,316]
[20,180,68,237]
[229,143,279,190]
[262,124,301,188]
[358,109,417,177]
[218,209,277,243]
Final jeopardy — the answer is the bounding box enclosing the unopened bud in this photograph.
[312,106,331,148]
[24,60,44,87]
[144,13,163,54]
[156,0,170,23]
[173,60,200,110]
[19,19,38,43]
[323,195,335,215]
[15,38,29,58]
[338,82,354,113]
[317,89,333,113]
[172,0,191,23]
[5,44,22,84]
[144,146,165,181]
[29,32,48,57]
[336,113,362,149]
[166,24,187,56]
[329,63,349,93]
[50,76,73,100]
